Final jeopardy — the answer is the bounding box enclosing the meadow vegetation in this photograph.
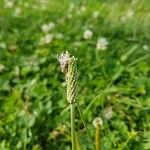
[0,0,150,149]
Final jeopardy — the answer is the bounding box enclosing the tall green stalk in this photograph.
[58,52,77,150]
[95,124,100,150]
[71,104,76,150]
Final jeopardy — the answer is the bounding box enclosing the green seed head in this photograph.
[67,56,77,104]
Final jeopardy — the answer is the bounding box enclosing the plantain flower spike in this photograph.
[57,51,70,74]
[58,51,77,104]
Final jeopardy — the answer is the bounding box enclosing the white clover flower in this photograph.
[48,22,55,30]
[83,29,93,40]
[41,22,55,33]
[96,37,109,51]
[44,34,53,43]
[0,64,5,73]
[5,0,14,8]
[93,117,103,128]
[41,24,49,33]
[39,34,53,45]
[103,107,113,120]
[92,11,99,19]
[143,45,148,50]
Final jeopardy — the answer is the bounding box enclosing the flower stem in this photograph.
[58,52,77,150]
[71,103,76,150]
[95,124,100,150]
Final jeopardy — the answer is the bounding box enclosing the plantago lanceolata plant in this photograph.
[58,51,77,150]
[58,51,95,150]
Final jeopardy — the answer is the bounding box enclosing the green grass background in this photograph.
[0,0,150,149]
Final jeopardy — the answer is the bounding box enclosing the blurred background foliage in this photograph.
[0,0,150,149]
